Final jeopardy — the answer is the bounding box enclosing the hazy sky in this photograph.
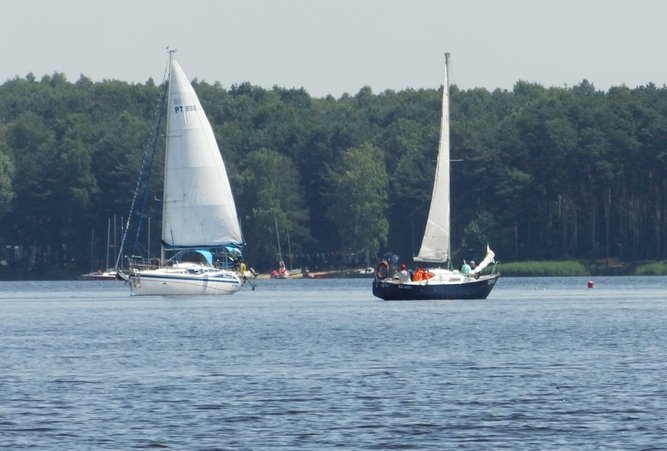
[3,0,667,97]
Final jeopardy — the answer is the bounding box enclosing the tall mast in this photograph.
[274,216,283,263]
[443,52,451,263]
[161,48,176,263]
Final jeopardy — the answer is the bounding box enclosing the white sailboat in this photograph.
[117,50,247,295]
[80,218,119,280]
[373,53,499,300]
[270,217,301,279]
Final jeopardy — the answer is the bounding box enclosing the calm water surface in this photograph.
[1,276,666,449]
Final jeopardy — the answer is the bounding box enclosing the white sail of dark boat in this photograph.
[117,50,247,295]
[372,53,499,300]
[413,52,452,265]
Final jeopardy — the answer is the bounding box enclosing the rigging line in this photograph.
[130,83,167,258]
[114,57,170,269]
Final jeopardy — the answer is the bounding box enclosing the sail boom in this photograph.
[413,257,448,264]
[161,241,244,250]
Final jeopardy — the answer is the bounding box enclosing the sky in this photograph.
[2,0,667,98]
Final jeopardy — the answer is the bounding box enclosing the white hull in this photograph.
[124,266,242,296]
[79,269,118,281]
[117,55,248,298]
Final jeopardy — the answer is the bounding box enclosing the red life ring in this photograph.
[375,261,388,280]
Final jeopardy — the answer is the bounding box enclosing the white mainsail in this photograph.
[414,53,451,263]
[162,59,244,248]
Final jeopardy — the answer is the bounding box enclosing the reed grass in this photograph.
[499,260,589,277]
[633,261,667,275]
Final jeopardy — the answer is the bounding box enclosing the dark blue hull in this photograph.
[372,274,499,301]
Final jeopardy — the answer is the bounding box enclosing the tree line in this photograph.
[0,71,665,277]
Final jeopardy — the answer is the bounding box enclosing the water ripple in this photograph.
[1,278,667,449]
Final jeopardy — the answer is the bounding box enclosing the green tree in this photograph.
[4,113,56,249]
[324,143,389,259]
[380,117,436,259]
[236,148,310,269]
[0,127,15,218]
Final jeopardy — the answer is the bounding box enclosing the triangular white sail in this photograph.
[414,53,451,263]
[162,59,243,248]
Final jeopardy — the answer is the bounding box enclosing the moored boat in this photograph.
[79,269,118,281]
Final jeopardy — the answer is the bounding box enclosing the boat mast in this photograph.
[274,216,283,265]
[443,52,451,265]
[106,217,111,270]
[287,229,293,270]
[161,47,176,264]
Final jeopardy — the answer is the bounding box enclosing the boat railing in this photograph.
[126,255,162,270]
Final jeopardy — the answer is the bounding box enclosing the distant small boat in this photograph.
[79,269,118,281]
[82,218,120,281]
[270,262,302,279]
[270,217,301,279]
[302,270,330,279]
[301,268,372,279]
[357,267,375,276]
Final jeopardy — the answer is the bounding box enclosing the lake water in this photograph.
[1,276,666,449]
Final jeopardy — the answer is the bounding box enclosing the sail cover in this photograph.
[415,54,451,263]
[161,59,243,248]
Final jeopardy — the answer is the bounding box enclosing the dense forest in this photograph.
[0,71,666,278]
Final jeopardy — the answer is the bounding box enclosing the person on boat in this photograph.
[383,253,399,278]
[460,260,472,275]
[397,263,410,283]
[411,267,425,281]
